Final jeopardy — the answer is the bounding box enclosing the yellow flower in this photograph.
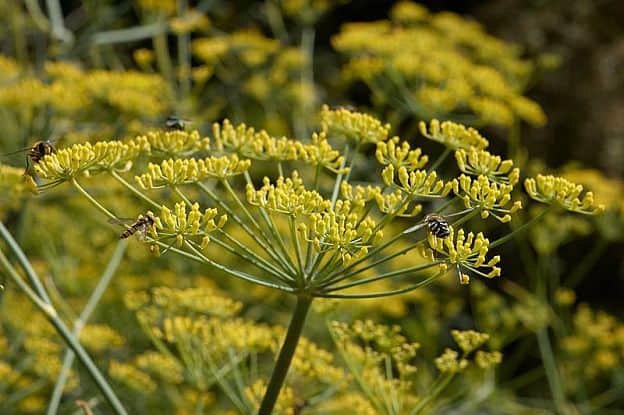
[109,361,157,393]
[420,119,489,150]
[428,227,501,284]
[454,174,522,222]
[137,130,210,158]
[376,136,429,170]
[320,104,390,145]
[246,171,330,217]
[455,149,519,185]
[524,174,605,215]
[135,155,251,188]
[451,329,490,353]
[435,348,468,373]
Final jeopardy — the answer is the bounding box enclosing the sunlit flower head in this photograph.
[419,119,488,151]
[455,148,519,185]
[524,174,605,215]
[427,227,501,284]
[320,104,390,145]
[454,174,522,222]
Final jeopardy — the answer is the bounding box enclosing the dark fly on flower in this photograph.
[165,116,192,131]
[403,213,451,238]
[108,215,155,241]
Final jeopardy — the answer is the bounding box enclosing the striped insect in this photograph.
[403,213,451,238]
[109,215,155,241]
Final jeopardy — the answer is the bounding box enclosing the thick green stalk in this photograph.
[47,240,128,415]
[258,295,312,415]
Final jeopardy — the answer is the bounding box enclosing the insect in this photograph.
[403,213,451,238]
[165,115,192,131]
[109,215,155,240]
[1,139,56,165]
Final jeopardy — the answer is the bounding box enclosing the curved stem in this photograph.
[323,261,442,292]
[71,178,117,220]
[428,148,451,173]
[315,269,448,299]
[258,295,312,415]
[110,170,161,210]
[490,206,553,249]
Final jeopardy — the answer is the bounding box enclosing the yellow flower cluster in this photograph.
[561,304,624,382]
[428,228,501,284]
[79,324,125,352]
[330,320,419,410]
[436,329,501,372]
[375,136,429,170]
[155,202,228,251]
[212,120,346,172]
[0,164,37,215]
[136,130,210,158]
[307,209,381,265]
[109,360,157,393]
[34,140,143,185]
[246,172,330,217]
[455,149,519,185]
[419,119,489,151]
[451,329,490,353]
[333,3,546,127]
[435,348,468,373]
[135,155,251,188]
[524,174,605,215]
[135,351,184,385]
[454,174,523,222]
[150,286,242,316]
[382,165,454,199]
[43,62,171,117]
[320,105,390,145]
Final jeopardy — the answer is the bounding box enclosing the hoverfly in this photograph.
[403,213,451,238]
[1,139,56,169]
[108,215,155,241]
[165,115,192,131]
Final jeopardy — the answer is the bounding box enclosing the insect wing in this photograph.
[402,221,427,235]
[107,217,137,226]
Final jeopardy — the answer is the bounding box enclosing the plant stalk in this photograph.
[258,295,312,415]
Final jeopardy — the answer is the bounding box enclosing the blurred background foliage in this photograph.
[0,0,623,414]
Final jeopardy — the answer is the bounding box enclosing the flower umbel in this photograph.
[455,149,519,185]
[427,227,501,284]
[524,174,605,215]
[419,119,489,150]
[453,174,522,222]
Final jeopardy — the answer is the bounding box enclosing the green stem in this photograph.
[47,240,128,415]
[489,206,553,249]
[71,178,117,220]
[323,261,442,292]
[110,170,161,210]
[410,373,455,415]
[177,0,191,102]
[428,148,451,173]
[197,182,291,274]
[565,238,608,288]
[258,295,312,415]
[153,17,174,85]
[316,269,447,299]
[0,222,52,304]
[0,249,128,415]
